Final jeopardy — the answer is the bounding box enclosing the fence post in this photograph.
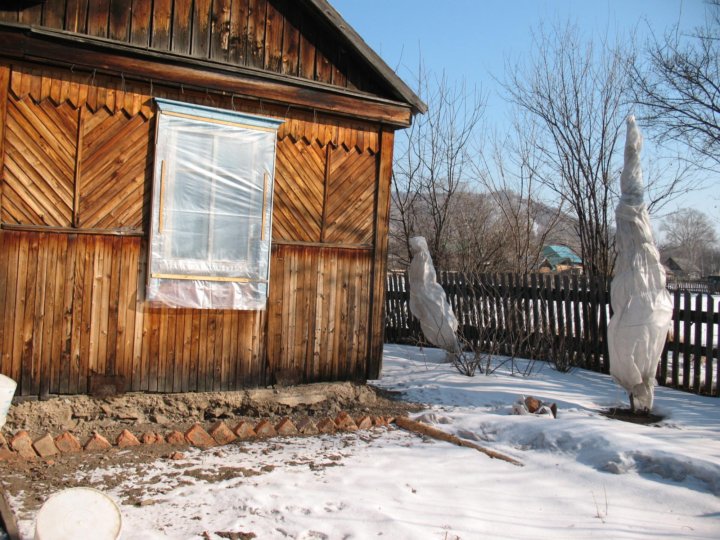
[682,290,692,390]
[693,293,704,393]
[704,296,715,395]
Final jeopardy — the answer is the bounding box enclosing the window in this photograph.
[148,99,282,310]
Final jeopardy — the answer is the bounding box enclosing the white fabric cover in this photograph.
[407,236,460,352]
[607,116,672,412]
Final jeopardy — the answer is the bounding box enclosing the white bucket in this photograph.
[34,487,122,540]
[0,374,17,429]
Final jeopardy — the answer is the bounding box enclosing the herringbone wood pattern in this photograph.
[2,96,77,226]
[1,92,153,230]
[273,137,325,242]
[78,107,154,229]
[325,146,377,245]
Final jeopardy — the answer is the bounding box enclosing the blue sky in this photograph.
[331,0,718,232]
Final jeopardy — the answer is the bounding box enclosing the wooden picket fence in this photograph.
[385,271,720,397]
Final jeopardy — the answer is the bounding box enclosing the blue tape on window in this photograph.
[154,98,284,130]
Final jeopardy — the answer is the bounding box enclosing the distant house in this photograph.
[664,257,702,280]
[539,245,583,274]
[708,275,720,294]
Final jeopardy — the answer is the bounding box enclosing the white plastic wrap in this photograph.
[148,99,282,310]
[607,116,672,411]
[408,236,460,352]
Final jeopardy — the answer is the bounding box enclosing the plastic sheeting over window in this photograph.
[148,98,282,310]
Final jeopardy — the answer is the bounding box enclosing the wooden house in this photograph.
[538,245,583,275]
[663,256,701,281]
[0,0,426,397]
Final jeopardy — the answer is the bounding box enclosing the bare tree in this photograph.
[629,0,720,172]
[390,69,486,270]
[476,116,565,274]
[445,191,509,273]
[660,208,719,275]
[501,23,627,277]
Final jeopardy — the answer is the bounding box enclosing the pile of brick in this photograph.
[0,412,394,461]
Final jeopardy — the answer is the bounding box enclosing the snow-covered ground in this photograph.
[17,345,720,539]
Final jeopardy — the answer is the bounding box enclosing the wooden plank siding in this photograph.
[0,62,392,396]
[0,0,380,96]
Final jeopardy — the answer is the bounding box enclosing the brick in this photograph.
[316,417,337,434]
[185,424,215,449]
[145,432,165,444]
[140,431,158,444]
[275,418,298,436]
[355,415,373,430]
[0,449,18,462]
[166,430,187,445]
[11,431,37,459]
[0,432,8,450]
[54,432,82,454]
[296,418,318,435]
[84,433,112,451]
[116,429,141,448]
[33,434,59,458]
[209,421,236,445]
[335,412,358,431]
[254,420,277,438]
[232,421,257,440]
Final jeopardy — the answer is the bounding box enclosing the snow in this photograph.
[15,345,720,539]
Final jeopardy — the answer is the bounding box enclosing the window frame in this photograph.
[147,98,282,310]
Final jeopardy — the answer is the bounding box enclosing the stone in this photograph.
[372,416,389,427]
[54,432,82,454]
[150,414,171,425]
[524,397,542,414]
[10,431,37,459]
[209,421,237,445]
[335,412,358,431]
[0,449,18,462]
[184,424,215,449]
[316,417,337,434]
[254,420,277,438]
[275,418,298,436]
[296,418,319,435]
[232,421,257,440]
[0,432,8,450]
[116,429,141,447]
[166,431,187,445]
[84,432,112,451]
[32,434,59,458]
[168,451,185,460]
[355,415,373,430]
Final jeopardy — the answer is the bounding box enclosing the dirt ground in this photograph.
[3,382,416,441]
[0,382,420,533]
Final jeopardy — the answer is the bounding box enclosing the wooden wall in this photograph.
[0,62,394,396]
[0,0,379,94]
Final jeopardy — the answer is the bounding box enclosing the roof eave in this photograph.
[305,0,428,116]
